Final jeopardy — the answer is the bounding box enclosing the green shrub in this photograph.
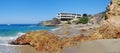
[67,20,71,24]
[77,17,89,24]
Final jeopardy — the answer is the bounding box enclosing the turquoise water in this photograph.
[0,24,55,43]
[0,24,54,37]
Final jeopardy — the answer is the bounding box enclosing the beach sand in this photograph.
[1,39,120,53]
[0,44,63,53]
[63,39,120,53]
[0,44,37,53]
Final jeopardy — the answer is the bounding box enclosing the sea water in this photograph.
[0,24,55,43]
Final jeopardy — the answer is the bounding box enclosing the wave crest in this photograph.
[0,32,25,44]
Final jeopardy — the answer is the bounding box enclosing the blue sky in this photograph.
[0,0,110,24]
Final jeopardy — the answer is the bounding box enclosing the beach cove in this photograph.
[1,0,120,53]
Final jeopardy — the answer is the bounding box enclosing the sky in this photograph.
[0,0,110,24]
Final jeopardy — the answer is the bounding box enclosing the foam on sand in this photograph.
[0,44,36,53]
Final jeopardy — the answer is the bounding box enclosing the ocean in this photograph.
[0,24,55,43]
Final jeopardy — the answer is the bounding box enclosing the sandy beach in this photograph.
[0,44,38,53]
[62,38,120,53]
[1,38,120,53]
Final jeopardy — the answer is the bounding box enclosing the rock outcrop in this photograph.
[106,0,120,18]
[13,35,30,45]
[42,18,60,26]
[94,0,120,39]
[106,0,120,36]
[89,11,106,25]
[13,30,62,51]
[106,0,120,26]
[13,30,104,52]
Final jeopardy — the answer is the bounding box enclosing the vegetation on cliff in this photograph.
[76,13,89,24]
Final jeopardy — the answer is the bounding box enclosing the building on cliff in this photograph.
[57,13,81,24]
[41,13,82,26]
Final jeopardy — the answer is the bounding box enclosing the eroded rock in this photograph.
[106,0,120,18]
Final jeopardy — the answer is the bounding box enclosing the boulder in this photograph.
[13,35,29,45]
[13,30,62,52]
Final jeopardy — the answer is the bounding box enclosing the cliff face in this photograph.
[42,18,60,26]
[105,0,120,27]
[106,0,120,18]
[98,0,120,38]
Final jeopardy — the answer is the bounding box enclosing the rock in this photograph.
[27,30,61,51]
[51,18,61,25]
[14,30,62,52]
[106,0,120,18]
[42,18,60,26]
[102,0,120,34]
[89,11,106,25]
[13,30,97,51]
[98,20,120,39]
[98,0,120,39]
[13,35,29,45]
[14,29,117,52]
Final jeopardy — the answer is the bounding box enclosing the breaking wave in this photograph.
[0,32,25,44]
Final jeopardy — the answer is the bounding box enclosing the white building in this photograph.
[57,13,81,24]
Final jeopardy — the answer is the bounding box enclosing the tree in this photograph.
[83,13,87,17]
[75,13,89,24]
[78,17,88,24]
[76,13,89,24]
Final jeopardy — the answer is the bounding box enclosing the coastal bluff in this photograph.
[40,18,60,26]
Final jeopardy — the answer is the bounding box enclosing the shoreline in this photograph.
[0,44,39,53]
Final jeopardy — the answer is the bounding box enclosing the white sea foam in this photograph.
[0,44,29,53]
[0,32,25,44]
[28,26,36,27]
[0,32,28,53]
[51,27,61,31]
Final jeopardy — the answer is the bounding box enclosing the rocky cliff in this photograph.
[106,0,120,18]
[41,18,60,26]
[98,0,120,38]
[89,11,106,24]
